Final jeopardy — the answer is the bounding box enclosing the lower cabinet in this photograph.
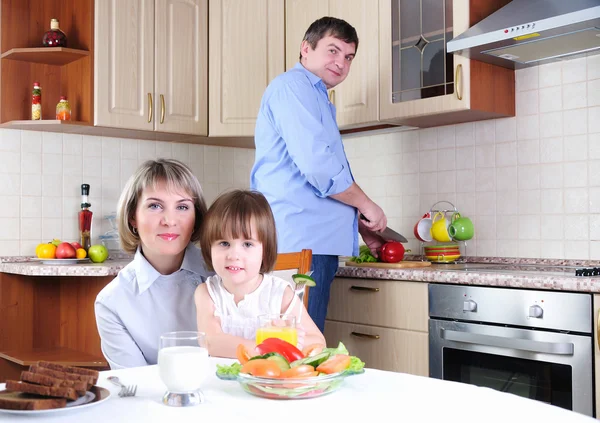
[324,277,429,375]
[593,294,600,417]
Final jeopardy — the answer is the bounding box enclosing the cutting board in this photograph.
[345,261,432,268]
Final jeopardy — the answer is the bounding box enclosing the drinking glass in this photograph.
[256,314,297,346]
[158,331,209,407]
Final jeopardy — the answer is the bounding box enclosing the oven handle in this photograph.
[441,328,574,355]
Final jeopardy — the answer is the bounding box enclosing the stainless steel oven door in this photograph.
[429,319,593,417]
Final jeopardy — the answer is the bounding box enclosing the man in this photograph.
[251,17,388,332]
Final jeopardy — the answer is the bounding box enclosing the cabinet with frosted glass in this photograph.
[379,0,515,127]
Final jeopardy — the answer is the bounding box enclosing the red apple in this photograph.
[55,242,77,259]
[71,241,82,250]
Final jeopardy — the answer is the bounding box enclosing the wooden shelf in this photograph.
[1,47,90,66]
[1,120,92,132]
[0,347,107,368]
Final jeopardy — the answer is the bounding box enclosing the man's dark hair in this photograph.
[299,17,359,61]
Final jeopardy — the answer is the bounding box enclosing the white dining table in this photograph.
[0,357,596,422]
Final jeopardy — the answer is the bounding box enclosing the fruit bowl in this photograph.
[236,371,347,400]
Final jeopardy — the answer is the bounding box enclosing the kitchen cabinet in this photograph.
[379,0,514,127]
[285,0,380,130]
[95,0,208,135]
[594,294,600,417]
[324,278,429,375]
[208,0,284,136]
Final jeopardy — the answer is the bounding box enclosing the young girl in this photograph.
[195,189,325,358]
[95,159,212,369]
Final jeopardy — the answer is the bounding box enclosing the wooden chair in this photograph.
[272,249,312,308]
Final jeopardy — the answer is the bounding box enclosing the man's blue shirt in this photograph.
[251,63,358,256]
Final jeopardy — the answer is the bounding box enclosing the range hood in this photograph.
[447,0,600,69]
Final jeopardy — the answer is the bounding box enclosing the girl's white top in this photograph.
[206,273,297,340]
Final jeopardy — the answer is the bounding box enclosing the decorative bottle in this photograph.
[42,19,67,47]
[56,96,71,120]
[32,82,42,120]
[79,184,93,251]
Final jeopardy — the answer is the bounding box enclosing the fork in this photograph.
[107,376,138,397]
[293,271,314,323]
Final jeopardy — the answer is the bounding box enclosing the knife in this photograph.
[359,214,408,243]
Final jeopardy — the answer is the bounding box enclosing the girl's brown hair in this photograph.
[200,190,277,273]
[117,159,207,254]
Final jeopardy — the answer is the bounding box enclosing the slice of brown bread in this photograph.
[29,365,94,388]
[5,380,78,401]
[0,390,67,410]
[37,361,99,384]
[21,371,87,396]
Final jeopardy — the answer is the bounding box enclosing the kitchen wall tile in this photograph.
[589,54,600,80]
[21,196,41,218]
[0,129,20,152]
[437,171,455,193]
[539,137,563,163]
[63,176,83,199]
[563,82,587,110]
[383,174,403,198]
[42,132,62,154]
[496,167,517,192]
[563,162,588,187]
[402,173,419,195]
[475,145,495,168]
[518,240,541,258]
[589,106,600,134]
[62,196,79,220]
[496,215,518,239]
[82,135,103,157]
[474,215,495,239]
[539,86,562,113]
[155,141,172,159]
[517,115,539,140]
[475,120,495,144]
[495,142,517,167]
[476,240,496,256]
[541,215,563,240]
[138,140,157,161]
[419,128,437,150]
[540,163,563,188]
[539,61,562,88]
[588,133,600,159]
[517,139,540,164]
[189,161,204,183]
[20,218,41,240]
[516,90,539,116]
[102,137,121,158]
[42,177,62,197]
[172,143,190,163]
[62,218,79,241]
[590,214,600,240]
[21,131,41,153]
[565,240,589,259]
[42,197,62,218]
[20,240,39,256]
[563,109,587,136]
[516,66,538,92]
[0,218,19,239]
[563,57,587,84]
[518,215,540,240]
[539,112,563,138]
[62,134,83,155]
[419,172,437,194]
[476,191,496,216]
[541,240,564,259]
[495,117,517,143]
[564,215,589,240]
[564,188,589,214]
[20,174,40,196]
[475,168,495,192]
[564,135,588,161]
[402,194,420,217]
[419,150,437,173]
[455,122,474,146]
[21,153,41,175]
[419,193,439,215]
[83,156,102,178]
[400,130,419,151]
[589,79,600,107]
[437,125,455,149]
[455,193,475,216]
[42,154,62,176]
[455,146,474,170]
[0,151,20,174]
[497,240,519,257]
[517,165,540,190]
[590,240,600,259]
[42,218,61,241]
[518,190,540,214]
[120,139,138,159]
[102,157,120,180]
[0,196,19,218]
[541,189,563,214]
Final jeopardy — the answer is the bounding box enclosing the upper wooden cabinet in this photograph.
[208,0,284,137]
[285,0,380,130]
[379,0,514,127]
[95,0,208,135]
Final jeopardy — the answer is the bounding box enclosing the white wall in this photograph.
[345,55,600,260]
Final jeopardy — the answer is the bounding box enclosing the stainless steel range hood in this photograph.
[447,0,600,69]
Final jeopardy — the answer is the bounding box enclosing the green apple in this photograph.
[50,238,61,247]
[88,244,109,263]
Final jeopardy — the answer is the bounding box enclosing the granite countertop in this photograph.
[336,256,600,293]
[0,256,132,277]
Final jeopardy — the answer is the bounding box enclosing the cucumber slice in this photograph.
[266,353,291,371]
[292,274,316,287]
[249,352,278,361]
[290,351,330,368]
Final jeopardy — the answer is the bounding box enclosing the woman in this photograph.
[95,159,212,369]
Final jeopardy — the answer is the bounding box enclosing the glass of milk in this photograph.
[158,331,209,407]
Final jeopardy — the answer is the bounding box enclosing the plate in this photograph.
[32,258,91,265]
[0,386,110,415]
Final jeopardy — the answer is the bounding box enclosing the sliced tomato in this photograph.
[255,338,304,363]
[236,344,254,364]
[280,365,315,378]
[241,359,281,378]
[302,343,324,358]
[316,354,352,374]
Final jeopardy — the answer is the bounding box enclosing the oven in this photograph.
[429,284,594,417]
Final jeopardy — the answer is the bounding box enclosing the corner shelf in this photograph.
[0,120,92,132]
[1,47,90,66]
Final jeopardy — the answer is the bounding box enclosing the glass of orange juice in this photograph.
[256,314,298,346]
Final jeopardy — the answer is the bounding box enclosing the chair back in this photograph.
[272,249,312,308]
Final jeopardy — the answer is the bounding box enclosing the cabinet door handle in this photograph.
[148,93,153,123]
[350,286,380,292]
[160,94,165,124]
[351,331,380,340]
[455,64,463,100]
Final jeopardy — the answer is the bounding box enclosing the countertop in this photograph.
[2,255,600,294]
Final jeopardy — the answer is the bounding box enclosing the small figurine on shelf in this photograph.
[42,18,67,47]
[56,96,71,121]
[32,82,41,120]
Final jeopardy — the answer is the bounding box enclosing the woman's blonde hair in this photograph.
[117,159,207,254]
[200,190,277,273]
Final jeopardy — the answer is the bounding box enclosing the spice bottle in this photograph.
[56,96,71,120]
[32,82,42,120]
[79,184,93,251]
[42,18,67,47]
